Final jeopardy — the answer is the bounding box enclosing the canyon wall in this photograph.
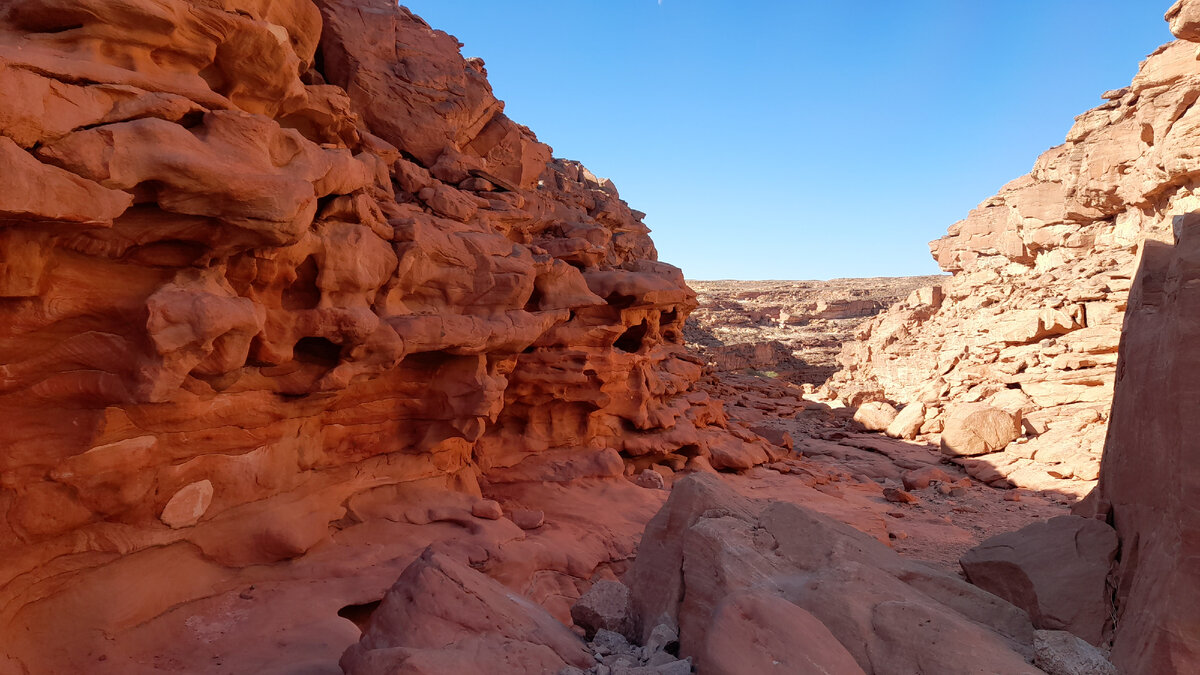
[1091,216,1200,673]
[830,2,1200,494]
[0,1,775,668]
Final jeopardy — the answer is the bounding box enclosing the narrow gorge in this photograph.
[0,1,1196,674]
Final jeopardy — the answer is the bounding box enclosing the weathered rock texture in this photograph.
[960,515,1118,646]
[0,1,771,670]
[829,6,1200,494]
[1089,193,1200,672]
[627,474,1044,674]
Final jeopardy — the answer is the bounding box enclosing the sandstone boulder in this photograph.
[960,515,1117,645]
[340,549,594,675]
[1033,630,1118,675]
[853,401,898,431]
[704,590,866,675]
[885,401,926,439]
[628,474,1041,674]
[939,405,1022,457]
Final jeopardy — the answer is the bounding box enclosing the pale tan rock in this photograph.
[940,405,1022,457]
[886,401,927,439]
[160,480,214,529]
[853,400,899,431]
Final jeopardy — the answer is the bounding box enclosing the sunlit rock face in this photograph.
[0,0,762,666]
[829,3,1200,495]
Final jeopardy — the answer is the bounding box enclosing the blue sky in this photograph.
[403,2,1173,280]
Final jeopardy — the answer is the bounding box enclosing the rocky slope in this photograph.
[828,3,1200,496]
[685,276,944,382]
[0,1,779,670]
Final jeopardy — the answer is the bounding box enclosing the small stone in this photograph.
[645,622,679,654]
[471,499,504,519]
[883,487,919,504]
[571,580,634,639]
[160,480,214,529]
[634,469,665,490]
[558,667,588,675]
[1003,492,1022,502]
[646,651,678,667]
[1033,629,1118,675]
[653,659,692,675]
[510,508,544,530]
[592,629,631,657]
[902,465,955,490]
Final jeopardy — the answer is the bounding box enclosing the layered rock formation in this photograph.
[829,5,1200,494]
[0,1,776,670]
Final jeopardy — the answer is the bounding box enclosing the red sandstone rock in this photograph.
[570,580,634,639]
[704,590,866,675]
[853,400,898,431]
[0,0,747,669]
[885,401,926,440]
[960,516,1117,645]
[901,465,955,491]
[1091,215,1200,672]
[883,487,919,504]
[471,499,504,520]
[340,548,595,674]
[511,509,546,530]
[629,474,1041,674]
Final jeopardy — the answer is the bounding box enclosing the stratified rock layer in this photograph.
[829,7,1200,494]
[0,1,762,669]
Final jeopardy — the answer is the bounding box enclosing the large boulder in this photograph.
[704,590,866,675]
[886,401,927,439]
[960,515,1117,645]
[939,405,1022,457]
[628,474,1042,674]
[853,401,899,431]
[340,549,594,675]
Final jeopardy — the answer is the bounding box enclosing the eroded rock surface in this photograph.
[828,7,1200,494]
[627,474,1043,674]
[1089,197,1200,673]
[0,1,772,670]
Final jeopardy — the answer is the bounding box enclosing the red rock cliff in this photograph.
[0,1,766,668]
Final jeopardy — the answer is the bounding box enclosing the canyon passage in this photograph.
[0,1,1198,674]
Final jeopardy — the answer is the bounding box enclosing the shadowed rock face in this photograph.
[1092,213,1200,673]
[0,0,765,666]
[829,3,1200,495]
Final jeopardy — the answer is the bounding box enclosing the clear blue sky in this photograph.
[402,1,1173,280]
